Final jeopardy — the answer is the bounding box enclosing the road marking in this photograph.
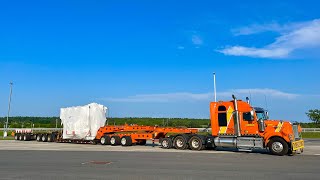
[314,154,320,156]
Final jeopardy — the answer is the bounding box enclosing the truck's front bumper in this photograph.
[291,139,304,151]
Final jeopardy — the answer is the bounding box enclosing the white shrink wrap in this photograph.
[60,103,107,140]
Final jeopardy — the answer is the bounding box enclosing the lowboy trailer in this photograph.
[14,95,304,156]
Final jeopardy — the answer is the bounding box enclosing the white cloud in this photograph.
[101,88,298,103]
[191,35,203,45]
[219,46,291,58]
[104,92,212,103]
[224,88,299,99]
[231,22,306,36]
[177,46,185,50]
[220,19,320,58]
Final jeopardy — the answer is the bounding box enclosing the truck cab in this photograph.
[209,95,304,155]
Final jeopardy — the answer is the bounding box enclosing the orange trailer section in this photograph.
[95,124,198,144]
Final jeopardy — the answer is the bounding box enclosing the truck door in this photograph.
[241,111,259,135]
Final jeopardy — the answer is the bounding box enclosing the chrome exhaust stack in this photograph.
[246,97,250,105]
[232,95,241,137]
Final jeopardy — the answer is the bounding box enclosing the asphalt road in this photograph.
[1,150,320,180]
[0,139,319,180]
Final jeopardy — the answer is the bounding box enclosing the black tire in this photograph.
[121,136,133,146]
[268,137,289,156]
[160,138,173,149]
[15,134,20,140]
[24,134,31,141]
[189,136,205,151]
[173,135,189,150]
[19,134,24,141]
[47,134,53,142]
[101,135,111,145]
[110,136,121,146]
[42,134,48,142]
[36,134,42,142]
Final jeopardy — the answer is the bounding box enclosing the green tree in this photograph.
[306,109,320,124]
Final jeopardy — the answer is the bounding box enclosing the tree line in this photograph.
[0,117,210,128]
[1,109,319,129]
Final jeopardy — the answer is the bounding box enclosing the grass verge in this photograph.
[0,131,15,140]
[301,132,320,138]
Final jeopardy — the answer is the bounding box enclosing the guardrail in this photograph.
[1,128,320,132]
[302,128,320,132]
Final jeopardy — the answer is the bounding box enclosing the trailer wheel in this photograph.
[101,135,111,145]
[268,137,289,156]
[47,134,52,142]
[42,134,48,142]
[23,134,30,141]
[160,138,173,149]
[189,136,205,151]
[37,134,42,142]
[121,136,133,146]
[110,136,121,146]
[15,134,19,140]
[19,134,24,141]
[173,135,189,150]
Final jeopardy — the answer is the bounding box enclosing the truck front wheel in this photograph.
[268,137,288,156]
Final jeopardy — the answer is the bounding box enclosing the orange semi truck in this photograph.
[14,95,304,156]
[159,95,304,155]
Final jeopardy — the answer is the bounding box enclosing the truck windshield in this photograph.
[256,111,267,120]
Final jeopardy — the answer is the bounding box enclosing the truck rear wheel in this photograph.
[189,136,205,151]
[110,136,121,146]
[173,135,189,150]
[268,137,288,156]
[121,136,132,146]
[160,138,173,149]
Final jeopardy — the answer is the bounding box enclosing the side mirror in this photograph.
[250,110,254,120]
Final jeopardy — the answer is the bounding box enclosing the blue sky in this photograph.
[0,0,319,122]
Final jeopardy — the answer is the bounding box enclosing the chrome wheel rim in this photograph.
[176,139,184,148]
[272,142,284,153]
[192,139,200,148]
[110,138,115,145]
[121,138,126,145]
[162,140,168,148]
[101,137,105,144]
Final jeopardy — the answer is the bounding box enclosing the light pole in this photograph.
[213,73,217,102]
[4,82,13,138]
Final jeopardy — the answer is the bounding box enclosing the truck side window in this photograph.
[243,112,252,121]
[218,106,227,126]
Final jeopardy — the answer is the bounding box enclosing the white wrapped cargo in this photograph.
[60,103,107,140]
